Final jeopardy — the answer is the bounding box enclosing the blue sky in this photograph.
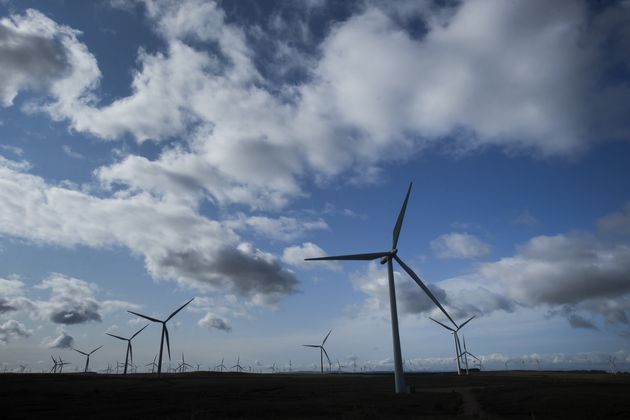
[1,0,630,374]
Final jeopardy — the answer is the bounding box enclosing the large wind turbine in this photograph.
[73,345,103,373]
[127,298,194,374]
[106,324,149,375]
[306,183,456,393]
[303,330,332,374]
[429,315,475,375]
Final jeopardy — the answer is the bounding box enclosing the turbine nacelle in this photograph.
[379,249,398,265]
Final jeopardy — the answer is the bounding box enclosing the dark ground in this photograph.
[1,371,629,419]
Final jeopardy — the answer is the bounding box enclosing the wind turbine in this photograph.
[73,345,103,373]
[232,356,244,373]
[336,359,345,373]
[145,355,158,373]
[459,335,481,374]
[306,183,456,393]
[56,357,70,373]
[50,356,59,374]
[177,353,193,373]
[105,324,149,375]
[127,297,194,374]
[429,315,475,375]
[303,330,332,374]
[215,358,227,372]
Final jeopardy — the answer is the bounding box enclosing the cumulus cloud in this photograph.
[0,158,298,306]
[3,0,627,213]
[35,274,102,324]
[0,319,32,344]
[431,232,492,259]
[198,312,231,332]
[42,330,74,349]
[282,242,340,270]
[437,226,630,329]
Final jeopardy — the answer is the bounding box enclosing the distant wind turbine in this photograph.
[232,356,244,373]
[303,330,332,374]
[459,335,481,374]
[145,354,158,373]
[73,345,103,373]
[215,358,227,373]
[306,183,456,393]
[106,324,149,375]
[127,297,194,374]
[50,356,59,374]
[429,315,475,375]
[56,357,70,373]
[177,353,193,373]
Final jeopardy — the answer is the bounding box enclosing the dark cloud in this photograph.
[0,12,69,106]
[155,243,299,306]
[49,302,102,324]
[569,314,598,330]
[0,298,17,313]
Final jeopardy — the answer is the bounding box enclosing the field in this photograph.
[1,371,629,419]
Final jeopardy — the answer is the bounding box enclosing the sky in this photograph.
[1,0,630,374]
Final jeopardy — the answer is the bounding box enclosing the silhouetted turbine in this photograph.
[306,183,456,393]
[73,345,103,373]
[127,297,194,374]
[429,315,474,375]
[303,330,332,374]
[106,324,149,374]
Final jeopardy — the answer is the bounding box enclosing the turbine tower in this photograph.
[306,183,456,393]
[303,330,332,374]
[429,315,475,375]
[127,298,194,374]
[105,324,149,375]
[73,345,103,373]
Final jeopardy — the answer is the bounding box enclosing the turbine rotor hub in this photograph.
[380,249,398,264]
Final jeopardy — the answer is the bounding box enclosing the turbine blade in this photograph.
[166,297,195,322]
[458,315,476,330]
[392,182,412,249]
[131,324,150,340]
[468,352,481,362]
[90,345,104,354]
[429,317,455,332]
[303,344,319,348]
[106,333,128,341]
[129,343,133,364]
[322,347,331,365]
[394,255,457,328]
[127,310,162,323]
[73,348,88,356]
[322,329,332,345]
[164,326,171,360]
[305,251,389,261]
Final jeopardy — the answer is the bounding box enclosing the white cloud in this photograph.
[0,157,298,305]
[282,242,340,271]
[62,145,83,159]
[35,274,103,324]
[431,232,492,259]
[41,330,74,349]
[227,214,328,242]
[198,312,232,332]
[0,319,32,344]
